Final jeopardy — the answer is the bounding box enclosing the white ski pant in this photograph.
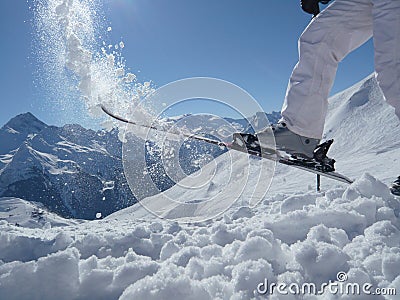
[281,0,400,139]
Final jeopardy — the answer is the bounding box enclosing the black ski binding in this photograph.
[312,139,336,172]
[391,176,400,196]
[232,133,261,153]
[232,134,336,172]
[285,139,336,173]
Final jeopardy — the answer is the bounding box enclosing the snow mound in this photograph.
[1,173,399,299]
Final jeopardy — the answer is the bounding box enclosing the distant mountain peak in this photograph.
[2,112,47,134]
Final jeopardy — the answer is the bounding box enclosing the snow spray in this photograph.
[33,0,276,222]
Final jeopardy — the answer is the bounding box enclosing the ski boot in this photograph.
[232,122,336,172]
[268,122,335,172]
[391,176,400,196]
[269,122,320,160]
[232,121,318,156]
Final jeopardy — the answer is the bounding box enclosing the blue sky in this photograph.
[0,0,374,128]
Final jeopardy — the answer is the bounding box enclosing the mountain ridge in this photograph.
[0,110,279,219]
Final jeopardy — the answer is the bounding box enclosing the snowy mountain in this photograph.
[1,75,400,299]
[0,114,135,219]
[0,113,47,173]
[0,111,278,220]
[0,112,47,156]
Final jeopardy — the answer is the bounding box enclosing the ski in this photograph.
[101,105,228,148]
[278,159,353,184]
[228,133,353,185]
[101,106,354,185]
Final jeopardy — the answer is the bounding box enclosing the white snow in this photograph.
[1,169,399,299]
[0,197,79,228]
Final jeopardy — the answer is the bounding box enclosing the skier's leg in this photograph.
[281,0,373,139]
[372,0,400,119]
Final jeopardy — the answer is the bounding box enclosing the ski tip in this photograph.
[100,105,109,114]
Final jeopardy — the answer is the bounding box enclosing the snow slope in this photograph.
[0,197,80,228]
[325,75,400,183]
[1,75,400,299]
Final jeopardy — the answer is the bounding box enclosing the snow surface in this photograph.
[0,197,80,228]
[1,75,400,299]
